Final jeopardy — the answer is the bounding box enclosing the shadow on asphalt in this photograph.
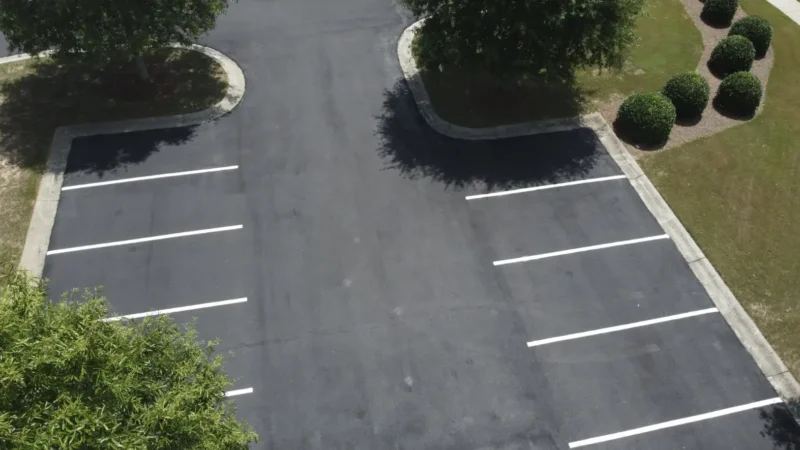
[760,400,800,449]
[66,127,195,176]
[375,80,604,191]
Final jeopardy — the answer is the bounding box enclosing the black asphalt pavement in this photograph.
[36,1,800,448]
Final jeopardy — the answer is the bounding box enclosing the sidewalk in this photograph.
[765,0,800,23]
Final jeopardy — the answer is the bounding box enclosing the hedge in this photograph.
[715,71,763,116]
[702,0,739,26]
[616,92,676,147]
[729,16,772,58]
[662,72,710,119]
[708,35,756,77]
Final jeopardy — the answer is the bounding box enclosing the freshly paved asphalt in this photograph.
[27,1,800,448]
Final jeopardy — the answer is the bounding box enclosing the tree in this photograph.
[0,0,232,80]
[402,0,646,81]
[0,271,257,449]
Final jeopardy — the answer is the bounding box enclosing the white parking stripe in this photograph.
[62,165,239,191]
[568,397,783,448]
[225,388,254,398]
[527,308,719,347]
[46,225,243,255]
[465,175,628,200]
[493,234,670,266]
[102,297,247,322]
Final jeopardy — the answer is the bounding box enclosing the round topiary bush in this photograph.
[702,0,739,26]
[729,16,772,58]
[662,72,710,119]
[715,71,762,116]
[708,35,755,77]
[616,92,676,147]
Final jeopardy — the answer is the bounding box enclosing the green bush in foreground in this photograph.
[715,71,763,116]
[729,16,772,58]
[662,72,710,119]
[616,92,676,147]
[0,271,258,449]
[702,0,739,26]
[709,35,756,77]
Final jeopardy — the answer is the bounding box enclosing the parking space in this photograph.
[581,400,788,449]
[487,221,708,338]
[568,398,785,449]
[48,194,245,253]
[527,316,776,441]
[45,231,253,314]
[61,126,241,185]
[464,178,666,267]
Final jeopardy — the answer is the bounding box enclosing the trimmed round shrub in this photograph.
[708,35,755,77]
[702,0,739,26]
[715,71,762,116]
[662,72,711,119]
[616,92,676,147]
[729,16,772,58]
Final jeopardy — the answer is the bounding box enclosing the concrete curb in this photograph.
[12,44,246,279]
[397,19,800,402]
[397,21,599,139]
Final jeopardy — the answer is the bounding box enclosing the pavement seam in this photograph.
[397,18,800,402]
[12,44,246,279]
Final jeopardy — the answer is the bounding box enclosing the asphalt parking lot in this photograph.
[42,117,800,448]
[34,0,800,447]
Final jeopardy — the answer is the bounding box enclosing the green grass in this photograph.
[419,0,703,128]
[0,49,227,275]
[641,0,800,379]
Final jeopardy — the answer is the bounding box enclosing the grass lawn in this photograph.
[418,0,703,127]
[0,48,227,275]
[641,0,800,379]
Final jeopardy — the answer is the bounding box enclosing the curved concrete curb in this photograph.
[11,44,246,279]
[397,21,602,139]
[398,19,800,402]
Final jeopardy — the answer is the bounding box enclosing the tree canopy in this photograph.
[0,271,257,449]
[403,0,646,80]
[0,0,231,66]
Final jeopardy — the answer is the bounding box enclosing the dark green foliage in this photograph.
[715,71,762,116]
[708,35,756,77]
[402,0,646,81]
[729,16,772,58]
[0,0,231,74]
[0,271,258,449]
[701,0,739,26]
[616,92,676,147]
[662,72,710,119]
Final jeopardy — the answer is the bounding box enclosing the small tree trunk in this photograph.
[135,55,151,82]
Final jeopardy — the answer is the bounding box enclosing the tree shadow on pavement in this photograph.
[760,400,800,449]
[66,127,195,176]
[375,80,605,192]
